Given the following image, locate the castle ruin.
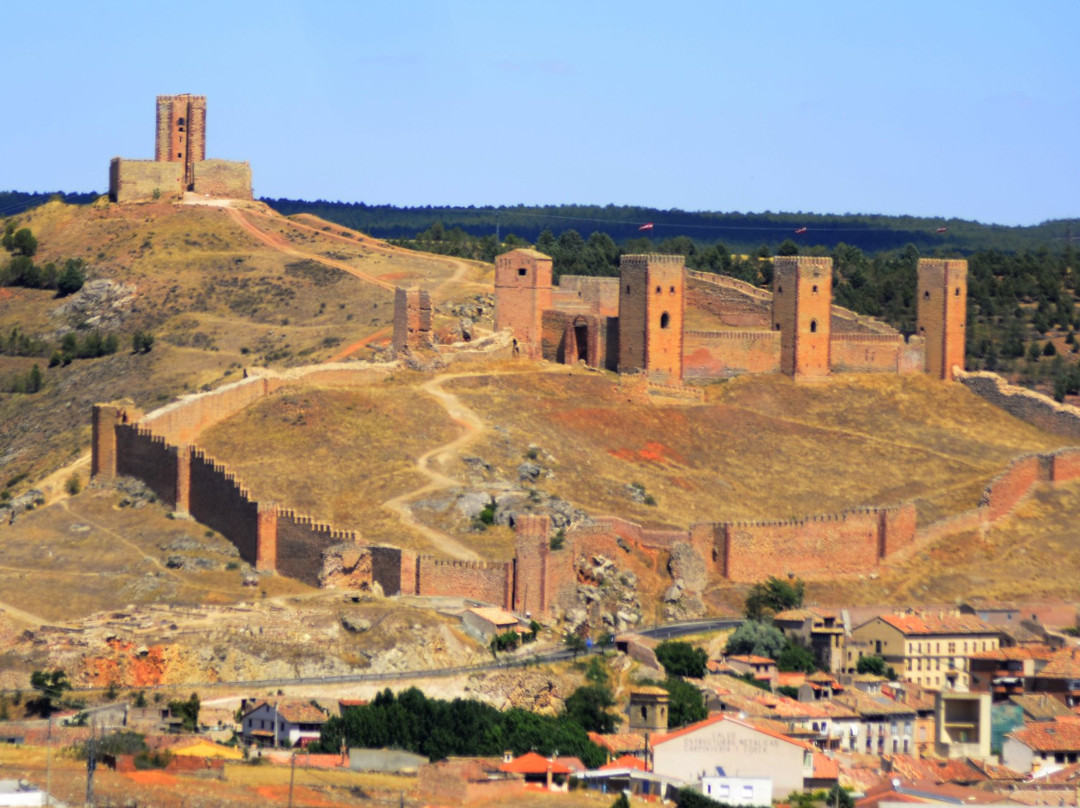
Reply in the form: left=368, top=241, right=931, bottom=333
left=110, top=94, right=252, bottom=203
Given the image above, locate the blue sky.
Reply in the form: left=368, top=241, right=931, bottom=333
left=4, top=1, right=1077, bottom=225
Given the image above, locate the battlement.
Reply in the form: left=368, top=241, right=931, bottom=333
left=831, top=332, right=906, bottom=344
left=683, top=329, right=777, bottom=341
left=686, top=269, right=772, bottom=301
left=774, top=255, right=833, bottom=273
left=275, top=508, right=360, bottom=543
left=621, top=253, right=687, bottom=269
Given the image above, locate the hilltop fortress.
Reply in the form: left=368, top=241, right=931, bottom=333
left=90, top=228, right=1080, bottom=618
left=109, top=94, right=252, bottom=203
left=492, top=249, right=968, bottom=384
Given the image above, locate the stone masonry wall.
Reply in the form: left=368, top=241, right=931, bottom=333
left=711, top=505, right=916, bottom=582
left=275, top=509, right=360, bottom=587
left=192, top=160, right=252, bottom=200
left=114, top=424, right=181, bottom=507
left=417, top=558, right=513, bottom=608
left=141, top=376, right=283, bottom=446
left=979, top=454, right=1046, bottom=522
left=109, top=158, right=184, bottom=203
left=370, top=546, right=404, bottom=596
left=683, top=330, right=780, bottom=379
left=188, top=450, right=261, bottom=566
left=830, top=333, right=909, bottom=373
left=686, top=272, right=772, bottom=327
left=956, top=370, right=1080, bottom=441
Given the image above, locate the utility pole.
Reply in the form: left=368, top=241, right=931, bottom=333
left=287, top=750, right=296, bottom=808
left=44, top=715, right=52, bottom=807
left=85, top=723, right=97, bottom=808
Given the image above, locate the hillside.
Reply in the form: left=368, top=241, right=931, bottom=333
left=0, top=198, right=485, bottom=489
left=197, top=365, right=1072, bottom=557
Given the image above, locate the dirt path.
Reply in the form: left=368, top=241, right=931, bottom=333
left=328, top=325, right=391, bottom=362
left=380, top=366, right=572, bottom=561
left=224, top=208, right=395, bottom=291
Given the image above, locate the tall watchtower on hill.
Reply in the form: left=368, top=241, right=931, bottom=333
left=917, top=258, right=968, bottom=381
left=773, top=256, right=833, bottom=379
left=494, top=249, right=553, bottom=360
left=617, top=254, right=685, bottom=382
left=155, top=94, right=206, bottom=190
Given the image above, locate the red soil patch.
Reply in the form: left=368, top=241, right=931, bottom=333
left=123, top=770, right=180, bottom=786
left=608, top=441, right=684, bottom=466
left=254, top=784, right=345, bottom=807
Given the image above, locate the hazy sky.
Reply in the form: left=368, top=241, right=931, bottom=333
left=4, top=1, right=1077, bottom=225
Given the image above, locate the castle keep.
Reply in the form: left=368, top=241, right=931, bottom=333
left=110, top=94, right=252, bottom=203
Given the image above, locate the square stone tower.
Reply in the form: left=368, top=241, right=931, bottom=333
left=617, top=254, right=685, bottom=382
left=494, top=249, right=553, bottom=359
left=772, top=256, right=833, bottom=379
left=917, top=258, right=968, bottom=381
left=155, top=94, right=206, bottom=190
left=628, top=686, right=670, bottom=733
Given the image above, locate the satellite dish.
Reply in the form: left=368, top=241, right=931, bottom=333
left=892, top=779, right=901, bottom=789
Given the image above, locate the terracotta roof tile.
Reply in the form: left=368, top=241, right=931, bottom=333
left=728, top=655, right=776, bottom=665
left=1036, top=648, right=1080, bottom=679
left=599, top=755, right=648, bottom=772
left=499, top=751, right=572, bottom=775
left=1008, top=717, right=1080, bottom=752
left=1010, top=694, right=1073, bottom=720
left=970, top=645, right=1054, bottom=661
left=877, top=613, right=998, bottom=636
left=586, top=732, right=647, bottom=753
left=813, top=752, right=840, bottom=780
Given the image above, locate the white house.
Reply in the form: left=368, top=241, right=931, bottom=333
left=700, top=773, right=773, bottom=806
left=241, top=700, right=329, bottom=748
left=651, top=714, right=816, bottom=798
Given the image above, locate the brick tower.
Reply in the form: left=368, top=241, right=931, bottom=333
left=494, top=249, right=553, bottom=359
left=155, top=94, right=206, bottom=190
left=917, top=258, right=967, bottom=381
left=772, top=256, right=833, bottom=379
left=617, top=254, right=685, bottom=382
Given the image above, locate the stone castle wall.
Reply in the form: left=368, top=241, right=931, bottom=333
left=830, top=333, right=924, bottom=374
left=416, top=557, right=513, bottom=609
left=275, top=509, right=361, bottom=587
left=192, top=160, right=252, bottom=200
left=683, top=329, right=781, bottom=379
left=956, top=370, right=1080, bottom=441
left=188, top=449, right=262, bottom=567
left=109, top=158, right=184, bottom=203
left=114, top=423, right=182, bottom=506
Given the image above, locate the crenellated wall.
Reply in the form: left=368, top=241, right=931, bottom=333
left=830, top=333, right=925, bottom=374
left=417, top=557, right=513, bottom=609
left=275, top=509, right=361, bottom=587
left=683, top=329, right=780, bottom=379
left=188, top=449, right=263, bottom=566
left=114, top=423, right=183, bottom=507
left=956, top=370, right=1080, bottom=441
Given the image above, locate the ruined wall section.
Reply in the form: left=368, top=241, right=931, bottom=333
left=275, top=509, right=361, bottom=588
left=109, top=159, right=183, bottom=203
left=370, top=546, right=404, bottom=596
left=956, top=370, right=1080, bottom=441
left=686, top=271, right=772, bottom=327
left=979, top=454, right=1046, bottom=522
left=192, top=160, right=252, bottom=200
left=918, top=258, right=968, bottom=380
left=683, top=330, right=780, bottom=379
left=393, top=287, right=433, bottom=355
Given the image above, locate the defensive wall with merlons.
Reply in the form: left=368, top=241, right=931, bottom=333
left=93, top=353, right=1080, bottom=607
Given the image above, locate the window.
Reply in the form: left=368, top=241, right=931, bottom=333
left=924, top=291, right=931, bottom=299
left=177, top=152, right=182, bottom=158
left=810, top=319, right=818, bottom=333
left=518, top=268, right=527, bottom=277
left=812, top=285, right=818, bottom=293
left=670, top=285, right=676, bottom=293
left=778, top=285, right=783, bottom=293
left=660, top=312, right=670, bottom=329
left=955, top=288, right=961, bottom=296
left=742, top=786, right=754, bottom=799
left=178, top=117, right=185, bottom=126
left=655, top=286, right=661, bottom=294
left=626, top=285, right=631, bottom=294
left=775, top=323, right=781, bottom=330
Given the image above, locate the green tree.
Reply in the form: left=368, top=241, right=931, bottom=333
left=725, top=621, right=787, bottom=659
left=564, top=631, right=587, bottom=659
left=56, top=259, right=86, bottom=297
left=777, top=640, right=817, bottom=673
left=856, top=655, right=896, bottom=679
left=27, top=670, right=70, bottom=717
left=132, top=330, right=156, bottom=354
left=659, top=677, right=707, bottom=728
left=8, top=228, right=37, bottom=257
left=611, top=794, right=631, bottom=808
left=744, top=576, right=804, bottom=620
left=676, top=786, right=729, bottom=808
left=168, top=692, right=200, bottom=732
left=564, top=684, right=618, bottom=733
left=25, top=364, right=42, bottom=394
left=655, top=641, right=708, bottom=678
left=777, top=239, right=800, bottom=256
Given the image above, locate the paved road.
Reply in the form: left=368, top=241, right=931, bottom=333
left=68, top=618, right=744, bottom=693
